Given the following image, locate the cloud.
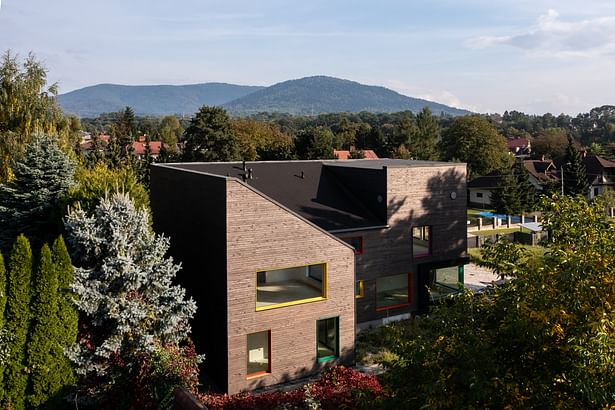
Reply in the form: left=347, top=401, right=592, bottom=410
left=466, top=9, right=615, bottom=56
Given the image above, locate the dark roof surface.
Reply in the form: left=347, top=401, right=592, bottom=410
left=467, top=171, right=501, bottom=189
left=161, top=160, right=392, bottom=231
left=583, top=155, right=615, bottom=185
left=524, top=160, right=558, bottom=182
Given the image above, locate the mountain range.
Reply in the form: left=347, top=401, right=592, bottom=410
left=58, top=76, right=472, bottom=118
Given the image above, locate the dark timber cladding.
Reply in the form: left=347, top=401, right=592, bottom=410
left=150, top=165, right=229, bottom=390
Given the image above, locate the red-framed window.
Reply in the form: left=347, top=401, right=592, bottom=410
left=341, top=236, right=363, bottom=255
left=375, top=272, right=412, bottom=311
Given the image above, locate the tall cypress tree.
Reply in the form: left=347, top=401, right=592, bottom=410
left=0, top=252, right=6, bottom=325
left=563, top=137, right=589, bottom=196
left=0, top=252, right=6, bottom=402
left=51, top=236, right=78, bottom=388
left=2, top=235, right=33, bottom=410
left=26, top=244, right=60, bottom=408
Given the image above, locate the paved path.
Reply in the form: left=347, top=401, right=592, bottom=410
left=464, top=262, right=501, bottom=291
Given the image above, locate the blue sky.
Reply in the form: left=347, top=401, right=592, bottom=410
left=1, top=0, right=615, bottom=114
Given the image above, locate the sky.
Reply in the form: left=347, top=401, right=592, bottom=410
left=1, top=0, right=615, bottom=115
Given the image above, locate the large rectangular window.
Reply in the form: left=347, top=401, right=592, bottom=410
left=376, top=273, right=410, bottom=310
left=247, top=331, right=271, bottom=378
left=429, top=266, right=464, bottom=301
left=316, top=317, right=339, bottom=362
left=412, top=226, right=431, bottom=257
left=256, top=263, right=327, bottom=310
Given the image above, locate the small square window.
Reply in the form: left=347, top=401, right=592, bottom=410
left=247, top=331, right=271, bottom=378
left=476, top=192, right=484, bottom=198
left=341, top=236, right=363, bottom=255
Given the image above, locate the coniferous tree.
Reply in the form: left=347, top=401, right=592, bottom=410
left=0, top=252, right=6, bottom=399
left=0, top=252, right=6, bottom=325
left=491, top=162, right=538, bottom=216
left=491, top=170, right=522, bottom=215
left=2, top=235, right=33, bottom=410
left=0, top=134, right=76, bottom=251
left=514, top=160, right=537, bottom=212
left=64, top=193, right=197, bottom=403
left=26, top=244, right=61, bottom=408
left=52, top=236, right=78, bottom=376
left=563, top=137, right=589, bottom=196
left=412, top=107, right=440, bottom=160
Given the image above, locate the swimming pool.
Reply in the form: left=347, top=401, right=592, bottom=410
left=478, top=211, right=521, bottom=223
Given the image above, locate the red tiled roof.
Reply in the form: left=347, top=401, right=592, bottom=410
left=131, top=141, right=162, bottom=155
left=507, top=138, right=529, bottom=149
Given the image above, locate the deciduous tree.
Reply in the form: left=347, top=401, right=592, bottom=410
left=379, top=194, right=615, bottom=408
left=0, top=51, right=66, bottom=182
left=182, top=106, right=239, bottom=162
left=440, top=115, right=511, bottom=177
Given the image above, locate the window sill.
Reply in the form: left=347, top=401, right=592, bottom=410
left=376, top=302, right=410, bottom=312
left=317, top=355, right=337, bottom=363
left=246, top=371, right=271, bottom=380
left=256, top=296, right=326, bottom=311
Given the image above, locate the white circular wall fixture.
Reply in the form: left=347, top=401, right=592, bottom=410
left=450, top=191, right=457, bottom=200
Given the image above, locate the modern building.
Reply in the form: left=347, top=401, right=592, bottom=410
left=150, top=159, right=468, bottom=394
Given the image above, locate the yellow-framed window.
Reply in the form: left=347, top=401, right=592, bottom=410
left=256, top=263, right=327, bottom=311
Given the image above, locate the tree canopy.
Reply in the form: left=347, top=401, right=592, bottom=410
left=182, top=106, right=240, bottom=162
left=0, top=134, right=76, bottom=251
left=378, top=193, right=615, bottom=408
left=440, top=115, right=511, bottom=177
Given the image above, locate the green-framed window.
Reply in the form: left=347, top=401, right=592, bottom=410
left=316, top=317, right=339, bottom=362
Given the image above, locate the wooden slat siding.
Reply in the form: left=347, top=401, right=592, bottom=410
left=347, top=164, right=468, bottom=324
left=225, top=180, right=356, bottom=394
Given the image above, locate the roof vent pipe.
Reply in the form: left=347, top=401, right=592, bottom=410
left=301, top=171, right=305, bottom=179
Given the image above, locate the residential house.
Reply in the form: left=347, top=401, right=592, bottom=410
left=150, top=159, right=468, bottom=394
left=467, top=172, right=500, bottom=207
left=468, top=158, right=558, bottom=207
left=583, top=155, right=615, bottom=199
left=506, top=137, right=531, bottom=157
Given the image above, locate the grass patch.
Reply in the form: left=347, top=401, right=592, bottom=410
left=471, top=227, right=520, bottom=236
left=468, top=245, right=546, bottom=266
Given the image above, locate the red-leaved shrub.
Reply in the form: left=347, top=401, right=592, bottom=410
left=199, top=365, right=384, bottom=410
